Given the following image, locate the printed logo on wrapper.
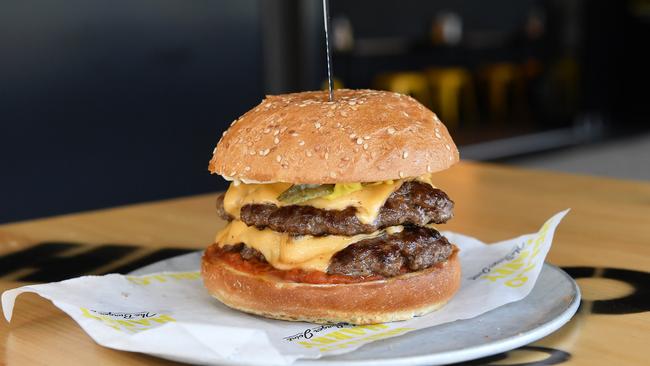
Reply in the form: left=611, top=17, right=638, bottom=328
left=468, top=215, right=558, bottom=287
left=80, top=308, right=176, bottom=333
left=126, top=271, right=201, bottom=285
left=283, top=323, right=414, bottom=352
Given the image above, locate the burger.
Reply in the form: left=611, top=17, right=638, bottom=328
left=202, top=89, right=460, bottom=324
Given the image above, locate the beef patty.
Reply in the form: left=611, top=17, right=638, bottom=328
left=216, top=181, right=453, bottom=236
left=327, top=226, right=452, bottom=277
left=220, top=225, right=453, bottom=278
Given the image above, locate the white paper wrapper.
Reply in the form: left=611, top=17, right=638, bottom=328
left=3, top=210, right=569, bottom=365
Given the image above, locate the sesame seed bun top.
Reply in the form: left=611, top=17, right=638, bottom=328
left=209, top=89, right=459, bottom=184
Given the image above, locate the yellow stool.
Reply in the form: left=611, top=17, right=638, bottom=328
left=550, top=57, right=579, bottom=115
left=424, top=67, right=477, bottom=128
left=373, top=72, right=432, bottom=109
left=478, top=63, right=526, bottom=124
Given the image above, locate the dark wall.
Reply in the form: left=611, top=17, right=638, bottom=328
left=0, top=1, right=264, bottom=223
left=331, top=0, right=537, bottom=38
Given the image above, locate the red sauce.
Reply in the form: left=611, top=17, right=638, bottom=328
left=207, top=245, right=384, bottom=284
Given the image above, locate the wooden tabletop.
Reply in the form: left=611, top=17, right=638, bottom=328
left=1, top=161, right=648, bottom=365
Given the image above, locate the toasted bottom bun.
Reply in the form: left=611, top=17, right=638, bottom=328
left=201, top=247, right=461, bottom=324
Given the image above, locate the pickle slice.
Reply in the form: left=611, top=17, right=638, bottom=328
left=323, top=183, right=363, bottom=200
left=277, top=184, right=335, bottom=204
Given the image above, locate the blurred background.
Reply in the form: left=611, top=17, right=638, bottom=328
left=1, top=0, right=648, bottom=223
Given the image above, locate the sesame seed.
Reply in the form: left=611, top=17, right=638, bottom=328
left=363, top=136, right=370, bottom=140
left=325, top=152, right=329, bottom=160
left=356, top=138, right=363, bottom=145
left=402, top=151, right=409, bottom=159
left=449, top=155, right=453, bottom=160
left=435, top=132, right=441, bottom=138
left=244, top=166, right=251, bottom=171
left=401, top=111, right=409, bottom=117
left=340, top=110, right=348, bottom=117
left=427, top=165, right=432, bottom=173
left=273, top=129, right=280, bottom=136
left=230, top=120, right=237, bottom=126
left=274, top=137, right=280, bottom=144
left=445, top=144, right=451, bottom=151
left=263, top=128, right=271, bottom=134
left=222, top=130, right=228, bottom=136
left=399, top=171, right=405, bottom=178
left=315, top=121, right=321, bottom=129
left=276, top=155, right=282, bottom=162
left=212, top=147, right=217, bottom=154
left=306, top=151, right=313, bottom=157
left=291, top=132, right=299, bottom=137
left=299, top=140, right=305, bottom=146
left=349, top=101, right=356, bottom=105
left=342, top=157, right=350, bottom=161
left=330, top=172, right=337, bottom=178
left=249, top=151, right=256, bottom=155
left=387, top=127, right=396, bottom=135
left=349, top=133, right=356, bottom=139
left=363, top=143, right=368, bottom=150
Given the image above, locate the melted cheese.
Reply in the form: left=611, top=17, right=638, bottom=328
left=216, top=220, right=391, bottom=272
left=223, top=175, right=435, bottom=225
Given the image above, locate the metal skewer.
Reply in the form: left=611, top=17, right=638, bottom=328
left=322, top=0, right=334, bottom=102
